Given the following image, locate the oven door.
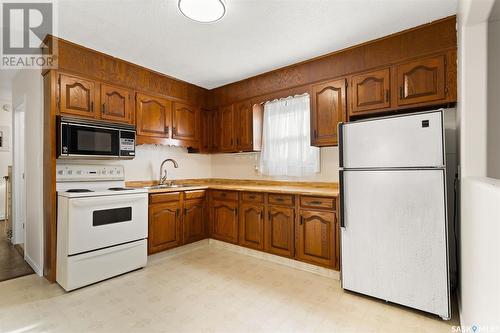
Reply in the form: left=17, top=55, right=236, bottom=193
left=64, top=123, right=120, bottom=158
left=66, top=193, right=148, bottom=255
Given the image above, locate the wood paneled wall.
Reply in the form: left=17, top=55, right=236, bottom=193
left=209, top=16, right=457, bottom=107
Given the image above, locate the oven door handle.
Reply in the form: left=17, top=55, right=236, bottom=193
left=69, top=194, right=146, bottom=207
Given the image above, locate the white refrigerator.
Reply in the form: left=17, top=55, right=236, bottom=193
left=339, top=110, right=451, bottom=319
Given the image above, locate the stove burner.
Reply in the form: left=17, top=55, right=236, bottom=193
left=66, top=189, right=94, bottom=193
left=108, top=187, right=135, bottom=191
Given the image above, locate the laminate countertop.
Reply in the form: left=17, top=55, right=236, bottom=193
left=126, top=179, right=339, bottom=197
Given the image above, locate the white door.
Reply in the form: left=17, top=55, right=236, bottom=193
left=12, top=105, right=25, bottom=245
left=341, top=169, right=450, bottom=318
left=342, top=111, right=444, bottom=168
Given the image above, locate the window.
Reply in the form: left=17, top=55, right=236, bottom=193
left=259, top=94, right=320, bottom=177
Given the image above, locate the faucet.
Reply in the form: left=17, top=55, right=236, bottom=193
left=159, top=159, right=179, bottom=185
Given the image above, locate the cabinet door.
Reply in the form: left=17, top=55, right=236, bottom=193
left=100, top=84, right=132, bottom=124
left=296, top=210, right=335, bottom=268
left=59, top=74, right=96, bottom=118
left=235, top=100, right=253, bottom=151
left=350, top=68, right=391, bottom=115
left=266, top=206, right=295, bottom=258
left=397, top=55, right=446, bottom=106
left=200, top=110, right=213, bottom=153
left=149, top=202, right=182, bottom=254
left=310, top=78, right=347, bottom=146
left=239, top=203, right=264, bottom=250
left=172, top=102, right=199, bottom=142
left=211, top=199, right=238, bottom=244
left=136, top=93, right=171, bottom=138
left=183, top=199, right=207, bottom=244
left=219, top=104, right=236, bottom=152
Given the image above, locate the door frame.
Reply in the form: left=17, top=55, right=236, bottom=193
left=11, top=96, right=26, bottom=247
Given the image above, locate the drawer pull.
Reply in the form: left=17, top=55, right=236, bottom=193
left=249, top=195, right=256, bottom=199
left=220, top=193, right=226, bottom=197
left=275, top=198, right=284, bottom=202
left=310, top=201, right=322, bottom=205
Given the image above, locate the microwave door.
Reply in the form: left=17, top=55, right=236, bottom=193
left=67, top=124, right=120, bottom=158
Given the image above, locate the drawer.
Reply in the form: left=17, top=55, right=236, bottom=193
left=300, top=196, right=336, bottom=210
left=241, top=192, right=264, bottom=203
left=184, top=190, right=206, bottom=200
left=149, top=192, right=180, bottom=204
left=268, top=193, right=294, bottom=206
left=211, top=190, right=238, bottom=201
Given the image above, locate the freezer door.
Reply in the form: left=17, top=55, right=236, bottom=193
left=341, top=169, right=450, bottom=318
left=341, top=111, right=444, bottom=168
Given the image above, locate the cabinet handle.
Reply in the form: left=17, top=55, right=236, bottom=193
left=249, top=195, right=256, bottom=199
left=275, top=197, right=284, bottom=202
left=102, top=103, right=105, bottom=113
left=176, top=208, right=179, bottom=217
left=399, top=86, right=403, bottom=99
left=314, top=129, right=317, bottom=139
left=385, top=90, right=389, bottom=102
left=165, top=126, right=169, bottom=136
left=233, top=208, right=238, bottom=215
left=220, top=192, right=226, bottom=197
left=91, top=101, right=94, bottom=111
left=300, top=216, right=304, bottom=225
left=268, top=211, right=271, bottom=220
left=310, top=200, right=322, bottom=205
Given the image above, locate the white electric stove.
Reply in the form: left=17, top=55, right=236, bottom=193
left=56, top=164, right=148, bottom=291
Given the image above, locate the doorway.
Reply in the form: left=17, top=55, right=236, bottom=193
left=0, top=98, right=33, bottom=282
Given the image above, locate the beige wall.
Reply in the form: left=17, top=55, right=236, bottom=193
left=211, top=147, right=339, bottom=182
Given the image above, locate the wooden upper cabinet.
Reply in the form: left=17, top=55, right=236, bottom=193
left=59, top=74, right=96, bottom=118
left=310, top=78, right=347, bottom=146
left=183, top=199, right=207, bottom=244
left=172, top=102, right=199, bottom=142
left=149, top=202, right=182, bottom=254
left=236, top=101, right=254, bottom=151
left=296, top=210, right=336, bottom=268
left=219, top=104, right=236, bottom=152
left=136, top=93, right=171, bottom=138
left=210, top=199, right=238, bottom=244
left=239, top=202, right=264, bottom=250
left=397, top=55, right=446, bottom=106
left=266, top=206, right=295, bottom=258
left=350, top=68, right=391, bottom=115
left=200, top=110, right=214, bottom=153
left=100, top=84, right=132, bottom=124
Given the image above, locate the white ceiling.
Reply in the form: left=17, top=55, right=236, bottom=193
left=55, top=0, right=457, bottom=89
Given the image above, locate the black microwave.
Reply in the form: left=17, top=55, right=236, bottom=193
left=58, top=116, right=136, bottom=159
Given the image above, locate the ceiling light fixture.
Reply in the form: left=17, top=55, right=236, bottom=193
left=178, top=0, right=226, bottom=23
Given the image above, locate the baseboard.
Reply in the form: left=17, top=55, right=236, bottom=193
left=208, top=239, right=340, bottom=280
left=25, top=254, right=42, bottom=277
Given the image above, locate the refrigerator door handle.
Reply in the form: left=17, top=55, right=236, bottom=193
left=339, top=169, right=345, bottom=228
left=339, top=122, right=344, bottom=168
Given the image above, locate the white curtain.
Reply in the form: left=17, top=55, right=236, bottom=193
left=259, top=94, right=320, bottom=177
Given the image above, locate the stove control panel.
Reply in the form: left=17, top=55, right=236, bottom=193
left=56, top=164, right=124, bottom=182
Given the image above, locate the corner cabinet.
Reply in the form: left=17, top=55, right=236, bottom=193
left=396, top=55, right=446, bottom=106
left=310, top=78, right=347, bottom=147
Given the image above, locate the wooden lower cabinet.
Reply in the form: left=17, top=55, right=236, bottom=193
left=266, top=206, right=295, bottom=258
left=183, top=199, right=207, bottom=244
left=210, top=199, right=239, bottom=244
left=239, top=203, right=264, bottom=250
left=296, top=209, right=336, bottom=268
left=148, top=201, right=182, bottom=254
